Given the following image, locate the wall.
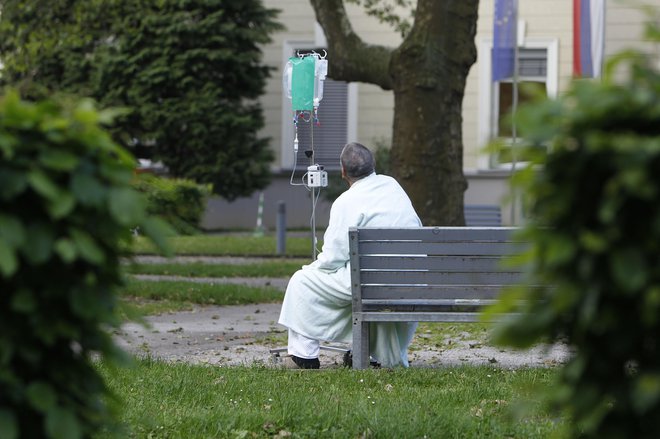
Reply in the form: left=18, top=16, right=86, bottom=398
left=201, top=171, right=513, bottom=230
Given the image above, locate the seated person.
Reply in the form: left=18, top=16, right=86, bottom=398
left=278, top=142, right=422, bottom=369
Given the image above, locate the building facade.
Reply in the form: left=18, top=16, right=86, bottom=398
left=202, top=0, right=659, bottom=230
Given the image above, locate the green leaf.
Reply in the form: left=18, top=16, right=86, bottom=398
left=54, top=238, right=77, bottom=263
left=27, top=169, right=60, bottom=201
left=138, top=217, right=174, bottom=257
left=642, top=287, right=660, bottom=326
left=21, top=223, right=54, bottom=265
left=48, top=192, right=76, bottom=219
left=73, top=99, right=98, bottom=124
left=633, top=374, right=660, bottom=413
left=0, top=409, right=18, bottom=439
left=11, top=288, right=36, bottom=313
left=39, top=149, right=79, bottom=171
left=45, top=407, right=82, bottom=439
left=39, top=115, right=70, bottom=134
left=108, top=187, right=145, bottom=226
left=70, top=288, right=101, bottom=320
left=544, top=234, right=576, bottom=267
left=97, top=106, right=131, bottom=125
left=26, top=382, right=57, bottom=413
left=0, top=132, right=18, bottom=160
left=610, top=248, right=648, bottom=293
left=0, top=214, right=25, bottom=248
left=0, top=169, right=28, bottom=200
left=579, top=231, right=607, bottom=254
left=70, top=172, right=105, bottom=206
left=70, top=228, right=105, bottom=264
left=0, top=238, right=18, bottom=277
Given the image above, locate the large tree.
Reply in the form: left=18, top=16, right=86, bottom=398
left=311, top=0, right=479, bottom=225
left=0, top=0, right=281, bottom=200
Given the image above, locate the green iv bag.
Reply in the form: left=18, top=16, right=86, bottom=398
left=289, top=56, right=315, bottom=111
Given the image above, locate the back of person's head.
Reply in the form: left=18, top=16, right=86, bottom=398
left=340, top=142, right=375, bottom=182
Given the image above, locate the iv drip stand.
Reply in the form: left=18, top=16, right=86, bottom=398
left=309, top=119, right=318, bottom=261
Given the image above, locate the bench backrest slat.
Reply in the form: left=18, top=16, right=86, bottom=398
left=360, top=270, right=522, bottom=285
left=354, top=227, right=515, bottom=242
left=359, top=241, right=520, bottom=255
left=359, top=255, right=505, bottom=271
left=361, top=285, right=505, bottom=300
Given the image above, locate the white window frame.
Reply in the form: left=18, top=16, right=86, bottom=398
left=477, top=38, right=559, bottom=169
left=280, top=40, right=358, bottom=170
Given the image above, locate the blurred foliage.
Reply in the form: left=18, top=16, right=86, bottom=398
left=0, top=91, right=171, bottom=439
left=487, top=17, right=660, bottom=439
left=132, top=174, right=210, bottom=235
left=0, top=0, right=282, bottom=200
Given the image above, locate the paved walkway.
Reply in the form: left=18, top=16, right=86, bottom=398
left=132, top=274, right=289, bottom=290
left=120, top=255, right=571, bottom=368
left=115, top=303, right=570, bottom=369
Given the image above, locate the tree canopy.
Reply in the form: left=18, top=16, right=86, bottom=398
left=0, top=0, right=282, bottom=200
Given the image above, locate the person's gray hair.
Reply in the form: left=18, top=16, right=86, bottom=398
left=340, top=142, right=375, bottom=182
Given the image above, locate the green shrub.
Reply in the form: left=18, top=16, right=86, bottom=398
left=489, top=26, right=660, bottom=438
left=0, top=92, right=170, bottom=439
left=132, top=174, right=210, bottom=235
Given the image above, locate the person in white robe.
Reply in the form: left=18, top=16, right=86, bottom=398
left=278, top=142, right=422, bottom=369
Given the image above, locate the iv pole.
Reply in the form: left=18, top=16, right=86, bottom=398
left=286, top=50, right=327, bottom=262
left=510, top=22, right=520, bottom=226
left=309, top=120, right=318, bottom=261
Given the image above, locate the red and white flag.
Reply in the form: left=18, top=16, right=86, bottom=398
left=573, top=0, right=605, bottom=77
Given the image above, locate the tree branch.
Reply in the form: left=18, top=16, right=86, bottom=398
left=310, top=0, right=394, bottom=90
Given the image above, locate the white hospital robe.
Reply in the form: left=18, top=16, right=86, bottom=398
left=278, top=173, right=422, bottom=367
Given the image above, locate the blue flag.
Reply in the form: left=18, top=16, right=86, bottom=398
left=492, top=0, right=518, bottom=82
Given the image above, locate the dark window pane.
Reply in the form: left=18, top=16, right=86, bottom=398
left=497, top=81, right=547, bottom=137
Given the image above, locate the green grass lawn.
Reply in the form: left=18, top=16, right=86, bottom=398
left=97, top=360, right=565, bottom=438
left=116, top=279, right=285, bottom=320
left=124, top=260, right=306, bottom=278
left=131, top=235, right=315, bottom=257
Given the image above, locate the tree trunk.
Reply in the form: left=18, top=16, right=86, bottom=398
left=311, top=0, right=479, bottom=225
left=390, top=0, right=478, bottom=225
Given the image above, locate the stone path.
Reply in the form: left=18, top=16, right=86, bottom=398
left=118, top=256, right=571, bottom=368
left=132, top=274, right=289, bottom=289
left=114, top=303, right=570, bottom=369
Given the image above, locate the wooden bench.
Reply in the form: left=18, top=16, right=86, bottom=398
left=348, top=226, right=523, bottom=369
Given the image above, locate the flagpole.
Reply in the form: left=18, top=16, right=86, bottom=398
left=493, top=0, right=519, bottom=226
left=510, top=1, right=519, bottom=226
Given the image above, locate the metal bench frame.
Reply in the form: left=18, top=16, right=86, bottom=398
left=348, top=226, right=522, bottom=369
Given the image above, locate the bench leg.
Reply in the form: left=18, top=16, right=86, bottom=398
left=352, top=315, right=370, bottom=370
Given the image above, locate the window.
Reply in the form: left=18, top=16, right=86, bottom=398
left=281, top=42, right=357, bottom=171
left=478, top=39, right=558, bottom=169
left=495, top=48, right=548, bottom=138
left=294, top=79, right=348, bottom=170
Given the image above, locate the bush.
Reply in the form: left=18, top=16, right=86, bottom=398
left=132, top=174, right=210, bottom=235
left=0, top=92, right=170, bottom=439
left=489, top=25, right=660, bottom=438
